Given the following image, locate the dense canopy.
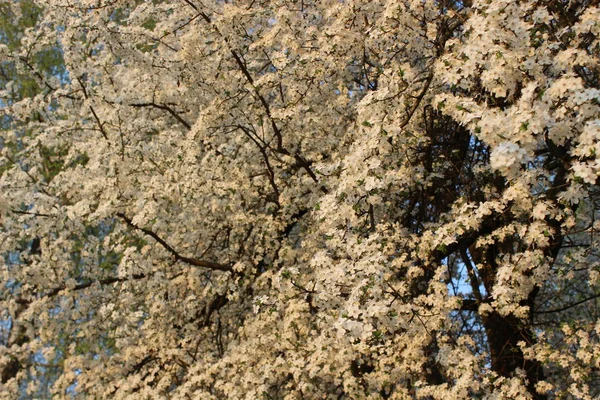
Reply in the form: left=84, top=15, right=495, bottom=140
left=1, top=0, right=599, bottom=398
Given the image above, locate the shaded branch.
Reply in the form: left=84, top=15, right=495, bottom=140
left=128, top=355, right=157, bottom=376
left=400, top=74, right=433, bottom=131
left=11, top=209, right=52, bottom=218
left=76, top=76, right=109, bottom=141
left=230, top=50, right=285, bottom=150
left=229, top=49, right=323, bottom=189
left=460, top=297, right=491, bottom=312
left=196, top=9, right=324, bottom=191
left=89, top=106, right=110, bottom=141
left=18, top=56, right=56, bottom=94
left=199, top=293, right=229, bottom=327
left=130, top=102, right=192, bottom=130
left=15, top=273, right=147, bottom=305
left=460, top=247, right=483, bottom=302
left=117, top=213, right=232, bottom=272
left=237, top=124, right=281, bottom=202
left=183, top=0, right=199, bottom=11
left=536, top=293, right=600, bottom=315
left=430, top=209, right=507, bottom=264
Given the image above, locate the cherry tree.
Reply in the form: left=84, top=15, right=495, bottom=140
left=1, top=0, right=599, bottom=398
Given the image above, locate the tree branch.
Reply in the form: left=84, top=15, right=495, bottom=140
left=15, top=273, right=147, bottom=305
left=430, top=209, right=506, bottom=263
left=197, top=9, right=326, bottom=192
left=76, top=76, right=110, bottom=141
left=535, top=293, right=600, bottom=315
left=88, top=105, right=110, bottom=141
left=11, top=209, right=52, bottom=218
left=130, top=102, right=192, bottom=130
left=237, top=124, right=281, bottom=202
left=461, top=247, right=483, bottom=302
left=117, top=213, right=232, bottom=272
left=400, top=73, right=433, bottom=131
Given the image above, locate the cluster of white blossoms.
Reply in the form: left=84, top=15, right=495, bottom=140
left=0, top=0, right=599, bottom=399
left=490, top=142, right=529, bottom=178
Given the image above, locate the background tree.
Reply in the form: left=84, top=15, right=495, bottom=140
left=1, top=0, right=599, bottom=398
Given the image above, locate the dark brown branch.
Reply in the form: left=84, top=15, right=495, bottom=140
left=229, top=51, right=322, bottom=187
left=183, top=0, right=199, bottom=11
left=76, top=76, right=88, bottom=99
left=230, top=49, right=324, bottom=189
left=230, top=50, right=284, bottom=150
left=237, top=125, right=281, bottom=201
left=430, top=210, right=505, bottom=264
left=197, top=8, right=325, bottom=192
left=200, top=293, right=229, bottom=327
left=4, top=154, right=51, bottom=197
left=400, top=74, right=433, bottom=131
left=159, top=12, right=203, bottom=40
left=198, top=11, right=212, bottom=24
left=460, top=298, right=478, bottom=312
left=18, top=56, right=56, bottom=94
left=11, top=209, right=52, bottom=218
left=536, top=293, right=600, bottom=315
left=89, top=106, right=109, bottom=141
left=196, top=9, right=326, bottom=193
left=130, top=102, right=192, bottom=130
left=117, top=213, right=232, bottom=272
left=128, top=355, right=157, bottom=376
left=76, top=76, right=109, bottom=141
left=15, top=273, right=147, bottom=305
left=460, top=247, right=483, bottom=302
left=290, top=279, right=317, bottom=294
left=459, top=297, right=492, bottom=312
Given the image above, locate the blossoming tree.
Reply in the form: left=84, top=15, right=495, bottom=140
left=1, top=0, right=599, bottom=398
